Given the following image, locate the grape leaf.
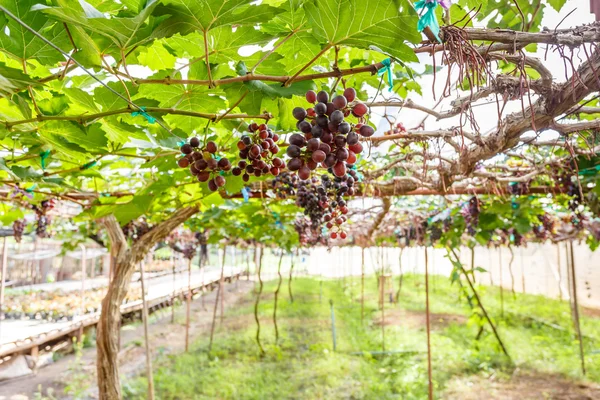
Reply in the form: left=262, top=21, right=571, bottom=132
left=305, top=0, right=420, bottom=62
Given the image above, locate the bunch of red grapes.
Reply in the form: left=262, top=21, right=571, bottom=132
left=461, top=196, right=481, bottom=236
left=178, top=138, right=231, bottom=192
left=286, top=88, right=372, bottom=180
left=294, top=216, right=327, bottom=246
left=384, top=122, right=406, bottom=136
left=233, top=123, right=284, bottom=182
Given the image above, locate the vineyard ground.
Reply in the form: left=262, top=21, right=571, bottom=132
left=124, top=275, right=600, bottom=399
left=0, top=280, right=254, bottom=399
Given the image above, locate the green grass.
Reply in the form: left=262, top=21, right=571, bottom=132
left=123, top=274, right=600, bottom=399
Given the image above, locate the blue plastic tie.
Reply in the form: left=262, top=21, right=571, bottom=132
left=131, top=106, right=156, bottom=124
left=415, top=0, right=442, bottom=43
left=241, top=187, right=250, bottom=202
left=82, top=160, right=97, bottom=170
left=377, top=58, right=394, bottom=92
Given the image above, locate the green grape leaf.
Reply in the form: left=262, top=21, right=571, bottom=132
left=305, top=0, right=420, bottom=62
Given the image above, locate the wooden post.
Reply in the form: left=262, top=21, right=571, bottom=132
left=171, top=255, right=176, bottom=323
left=498, top=247, right=504, bottom=318
left=185, top=257, right=192, bottom=352
left=220, top=246, right=226, bottom=324
left=0, top=237, right=8, bottom=342
left=254, top=246, right=265, bottom=355
left=79, top=244, right=86, bottom=318
left=556, top=244, right=562, bottom=301
left=424, top=248, right=433, bottom=400
left=139, top=261, right=155, bottom=400
left=395, top=247, right=404, bottom=303
left=568, top=241, right=586, bottom=375
left=520, top=247, right=526, bottom=293
left=273, top=252, right=284, bottom=345
left=201, top=252, right=206, bottom=310
left=361, top=247, right=365, bottom=326
left=209, top=247, right=226, bottom=352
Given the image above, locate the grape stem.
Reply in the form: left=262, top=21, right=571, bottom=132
left=283, top=44, right=333, bottom=87
left=250, top=23, right=306, bottom=74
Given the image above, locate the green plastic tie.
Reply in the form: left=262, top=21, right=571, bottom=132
left=81, top=160, right=97, bottom=170
left=377, top=58, right=394, bottom=92
left=131, top=106, right=156, bottom=124
left=24, top=184, right=37, bottom=193
left=39, top=150, right=51, bottom=170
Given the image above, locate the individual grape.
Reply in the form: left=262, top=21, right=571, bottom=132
left=330, top=232, right=337, bottom=239
left=312, top=150, right=326, bottom=163
left=330, top=110, right=344, bottom=124
left=314, top=102, right=327, bottom=116
left=332, top=95, right=347, bottom=110
left=343, top=87, right=356, bottom=102
left=190, top=137, right=200, bottom=147
left=311, top=125, right=323, bottom=138
left=273, top=157, right=284, bottom=168
left=237, top=141, right=246, bottom=150
left=307, top=159, right=318, bottom=170
left=347, top=151, right=357, bottom=165
left=332, top=161, right=346, bottom=177
left=298, top=120, right=312, bottom=133
left=232, top=167, right=242, bottom=176
left=289, top=133, right=306, bottom=147
left=352, top=103, right=368, bottom=117
left=326, top=102, right=335, bottom=116
left=178, top=158, right=190, bottom=168
left=13, top=219, right=25, bottom=243
left=298, top=165, right=311, bottom=180
left=324, top=154, right=337, bottom=168
left=287, top=158, right=303, bottom=171
left=243, top=173, right=250, bottom=182
left=217, top=158, right=231, bottom=170
left=340, top=232, right=347, bottom=239
left=181, top=144, right=193, bottom=154
left=208, top=179, right=218, bottom=192
left=215, top=175, right=226, bottom=187
left=319, top=143, right=331, bottom=154
left=293, top=107, right=307, bottom=121
left=306, top=90, right=317, bottom=103
left=190, top=164, right=199, bottom=175
left=317, top=90, right=329, bottom=103
left=286, top=145, right=301, bottom=158
left=336, top=148, right=349, bottom=161
left=346, top=132, right=359, bottom=145
left=197, top=171, right=210, bottom=182
left=349, top=142, right=363, bottom=154
left=338, top=122, right=351, bottom=134
left=359, top=125, right=374, bottom=137
left=321, top=132, right=333, bottom=144
left=316, top=115, right=329, bottom=128
left=195, top=159, right=208, bottom=170
left=334, top=135, right=346, bottom=148
left=207, top=158, right=218, bottom=170
left=206, top=141, right=217, bottom=153
left=270, top=167, right=280, bottom=176
left=242, top=135, right=252, bottom=146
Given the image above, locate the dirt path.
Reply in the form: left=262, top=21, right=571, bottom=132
left=0, top=280, right=254, bottom=399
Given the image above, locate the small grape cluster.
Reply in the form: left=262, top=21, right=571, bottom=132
left=13, top=219, right=26, bottom=243
left=178, top=138, right=231, bottom=192
left=286, top=88, right=370, bottom=180
left=271, top=171, right=298, bottom=199
left=556, top=173, right=582, bottom=211
left=33, top=200, right=55, bottom=238
left=294, top=216, right=327, bottom=246
left=122, top=217, right=151, bottom=242
left=384, top=122, right=406, bottom=136
left=461, top=197, right=480, bottom=236
left=233, top=123, right=284, bottom=182
left=320, top=174, right=355, bottom=239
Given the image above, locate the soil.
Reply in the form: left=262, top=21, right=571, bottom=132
left=444, top=370, right=600, bottom=400
left=0, top=280, right=254, bottom=400
left=373, top=308, right=468, bottom=330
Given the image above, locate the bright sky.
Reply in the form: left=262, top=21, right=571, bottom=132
left=372, top=0, right=597, bottom=138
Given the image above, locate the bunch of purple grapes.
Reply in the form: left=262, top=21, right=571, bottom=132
left=294, top=216, right=327, bottom=246
left=122, top=217, right=151, bottom=242
left=233, top=123, right=284, bottom=182
left=461, top=196, right=480, bottom=236
left=12, top=219, right=26, bottom=243
left=271, top=171, right=299, bottom=199
left=33, top=200, right=55, bottom=238
left=286, top=88, right=371, bottom=180
left=178, top=138, right=232, bottom=192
